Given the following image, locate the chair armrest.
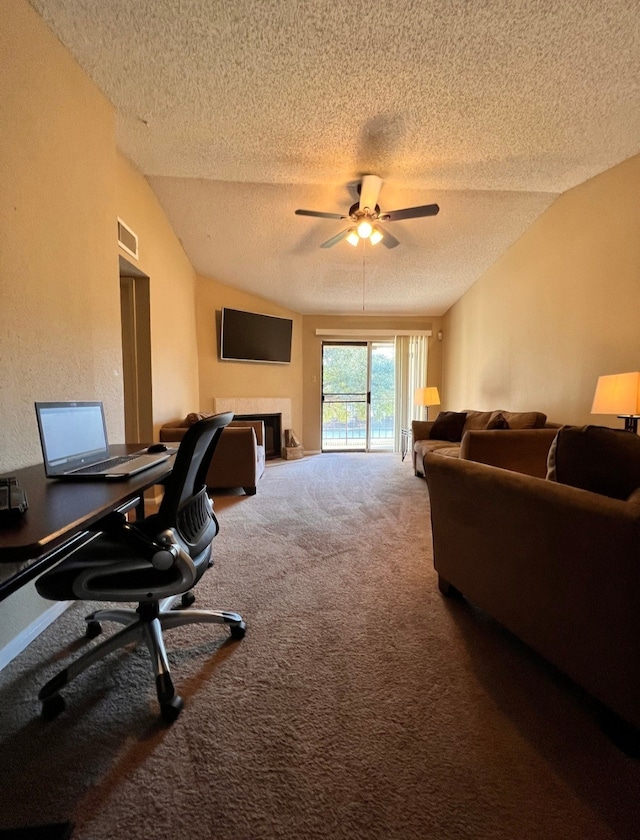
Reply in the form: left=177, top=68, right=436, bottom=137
left=207, top=427, right=262, bottom=488
left=459, top=428, right=559, bottom=478
left=72, top=524, right=198, bottom=601
left=228, top=419, right=265, bottom=447
left=160, top=423, right=189, bottom=442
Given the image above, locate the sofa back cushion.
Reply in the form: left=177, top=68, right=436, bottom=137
left=494, top=410, right=547, bottom=429
left=462, top=410, right=493, bottom=431
left=546, top=424, right=640, bottom=500
left=460, top=409, right=547, bottom=433
left=486, top=412, right=510, bottom=430
left=430, top=411, right=468, bottom=442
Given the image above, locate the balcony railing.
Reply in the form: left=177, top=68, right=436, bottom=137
left=322, top=397, right=394, bottom=451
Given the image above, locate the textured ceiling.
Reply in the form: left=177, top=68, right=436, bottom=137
left=30, top=0, right=640, bottom=314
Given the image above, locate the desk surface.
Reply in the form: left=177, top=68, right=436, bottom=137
left=0, top=445, right=174, bottom=597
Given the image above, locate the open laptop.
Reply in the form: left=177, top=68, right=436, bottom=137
left=35, top=401, right=172, bottom=480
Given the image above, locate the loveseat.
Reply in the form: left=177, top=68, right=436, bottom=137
left=160, top=414, right=265, bottom=495
left=412, top=409, right=559, bottom=478
left=424, top=424, right=640, bottom=738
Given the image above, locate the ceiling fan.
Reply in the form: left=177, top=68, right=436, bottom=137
left=295, top=175, right=439, bottom=249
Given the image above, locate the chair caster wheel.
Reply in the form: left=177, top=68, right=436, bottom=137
left=86, top=620, right=102, bottom=638
left=229, top=621, right=246, bottom=640
left=181, top=591, right=196, bottom=608
left=41, top=694, right=65, bottom=721
left=161, top=695, right=183, bottom=723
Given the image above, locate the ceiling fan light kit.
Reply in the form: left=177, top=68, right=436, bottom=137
left=356, top=219, right=373, bottom=239
left=369, top=228, right=383, bottom=246
left=295, top=174, right=439, bottom=250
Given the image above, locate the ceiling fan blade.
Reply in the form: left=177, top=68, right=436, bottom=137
left=320, top=228, right=353, bottom=249
left=381, top=203, right=440, bottom=222
left=377, top=226, right=400, bottom=249
left=295, top=209, right=345, bottom=220
left=359, top=175, right=383, bottom=211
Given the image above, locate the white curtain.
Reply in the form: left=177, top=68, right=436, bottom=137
left=394, top=335, right=428, bottom=451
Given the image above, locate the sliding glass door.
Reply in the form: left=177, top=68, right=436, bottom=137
left=321, top=341, right=395, bottom=452
left=369, top=341, right=395, bottom=450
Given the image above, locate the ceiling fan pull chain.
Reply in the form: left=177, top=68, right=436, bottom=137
left=362, top=242, right=366, bottom=312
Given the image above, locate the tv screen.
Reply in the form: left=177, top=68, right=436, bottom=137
left=220, top=307, right=293, bottom=364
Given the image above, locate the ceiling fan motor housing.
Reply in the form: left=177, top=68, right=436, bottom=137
left=348, top=202, right=381, bottom=220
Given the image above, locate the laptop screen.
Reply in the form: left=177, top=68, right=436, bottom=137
left=35, top=402, right=110, bottom=473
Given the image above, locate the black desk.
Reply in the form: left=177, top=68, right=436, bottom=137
left=0, top=445, right=175, bottom=601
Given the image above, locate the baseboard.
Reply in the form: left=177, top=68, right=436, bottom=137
left=0, top=601, right=70, bottom=671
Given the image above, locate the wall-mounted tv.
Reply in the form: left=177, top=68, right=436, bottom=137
left=220, top=307, right=293, bottom=364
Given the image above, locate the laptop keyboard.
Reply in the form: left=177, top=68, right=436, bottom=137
left=71, top=454, right=143, bottom=475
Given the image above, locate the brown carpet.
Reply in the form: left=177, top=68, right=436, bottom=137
left=0, top=452, right=638, bottom=839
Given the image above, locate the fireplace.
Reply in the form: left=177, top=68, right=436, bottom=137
left=234, top=413, right=282, bottom=459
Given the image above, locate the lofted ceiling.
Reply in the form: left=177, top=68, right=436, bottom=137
left=30, top=0, right=640, bottom=315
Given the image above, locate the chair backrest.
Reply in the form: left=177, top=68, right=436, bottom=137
left=157, top=412, right=233, bottom=530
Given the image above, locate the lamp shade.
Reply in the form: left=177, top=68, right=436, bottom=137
left=591, top=372, right=640, bottom=416
left=414, top=387, right=440, bottom=407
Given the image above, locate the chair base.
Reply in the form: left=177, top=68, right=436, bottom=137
left=39, top=593, right=245, bottom=723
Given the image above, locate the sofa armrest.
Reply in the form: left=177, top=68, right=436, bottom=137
left=424, top=453, right=640, bottom=730
left=411, top=420, right=436, bottom=471
left=411, top=420, right=435, bottom=441
left=459, top=428, right=559, bottom=478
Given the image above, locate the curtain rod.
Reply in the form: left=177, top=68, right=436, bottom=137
left=315, top=329, right=432, bottom=337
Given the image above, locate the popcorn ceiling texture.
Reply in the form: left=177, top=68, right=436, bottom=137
left=29, top=0, right=640, bottom=314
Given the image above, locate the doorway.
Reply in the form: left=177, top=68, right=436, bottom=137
left=119, top=257, right=153, bottom=444
left=321, top=341, right=395, bottom=452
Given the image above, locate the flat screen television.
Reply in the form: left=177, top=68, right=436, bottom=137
left=220, top=307, right=293, bottom=364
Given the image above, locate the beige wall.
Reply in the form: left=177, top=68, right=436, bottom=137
left=0, top=0, right=120, bottom=472
left=302, top=315, right=443, bottom=451
left=0, top=1, right=201, bottom=655
left=195, top=275, right=304, bottom=433
left=442, top=154, right=640, bottom=426
left=116, top=153, right=200, bottom=435
left=0, top=0, right=121, bottom=653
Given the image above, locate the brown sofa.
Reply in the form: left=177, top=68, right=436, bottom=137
left=424, top=425, right=640, bottom=736
left=412, top=409, right=559, bottom=478
left=160, top=416, right=265, bottom=495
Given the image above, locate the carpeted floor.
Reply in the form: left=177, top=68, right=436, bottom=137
left=0, top=452, right=639, bottom=839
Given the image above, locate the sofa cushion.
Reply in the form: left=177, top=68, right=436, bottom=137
left=546, top=424, right=640, bottom=500
left=487, top=412, right=510, bottom=430
left=430, top=411, right=468, bottom=442
left=462, top=410, right=493, bottom=431
left=414, top=439, right=458, bottom=459
left=432, top=446, right=461, bottom=458
left=498, top=410, right=547, bottom=429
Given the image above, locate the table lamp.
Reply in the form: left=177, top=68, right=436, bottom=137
left=591, top=371, right=640, bottom=433
left=414, top=386, right=440, bottom=420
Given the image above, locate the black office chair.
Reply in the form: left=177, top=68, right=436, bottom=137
left=35, top=412, right=246, bottom=723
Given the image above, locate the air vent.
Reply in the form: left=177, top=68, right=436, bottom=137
left=117, top=217, right=138, bottom=260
